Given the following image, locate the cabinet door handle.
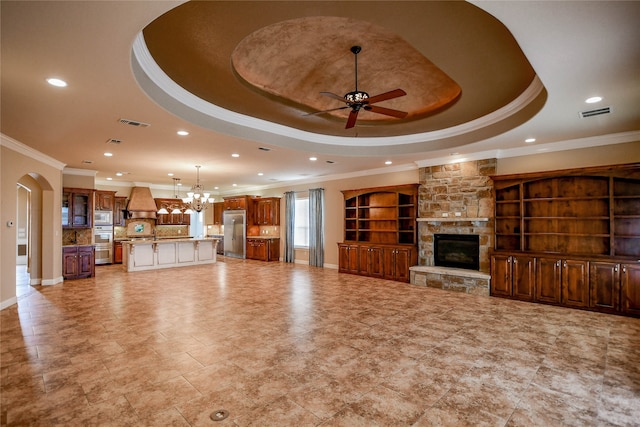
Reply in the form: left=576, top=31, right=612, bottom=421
left=622, top=266, right=627, bottom=273
left=513, top=258, right=518, bottom=264
left=563, top=261, right=567, bottom=268
left=556, top=260, right=561, bottom=267
left=614, top=265, right=619, bottom=272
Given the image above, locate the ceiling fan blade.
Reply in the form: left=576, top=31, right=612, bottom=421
left=320, top=92, right=349, bottom=103
left=345, top=109, right=359, bottom=129
left=365, top=89, right=407, bottom=105
left=364, top=105, right=408, bottom=119
left=302, top=106, right=349, bottom=116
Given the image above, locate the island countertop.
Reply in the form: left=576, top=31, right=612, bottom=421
left=122, top=237, right=219, bottom=272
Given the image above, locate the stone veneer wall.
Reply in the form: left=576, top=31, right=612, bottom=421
left=417, top=159, right=496, bottom=273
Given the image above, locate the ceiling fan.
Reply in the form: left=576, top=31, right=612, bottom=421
left=309, top=45, right=408, bottom=129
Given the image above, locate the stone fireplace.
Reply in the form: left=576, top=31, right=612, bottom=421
left=410, top=159, right=495, bottom=296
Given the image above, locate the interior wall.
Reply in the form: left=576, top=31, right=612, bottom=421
left=255, top=167, right=420, bottom=267
left=1, top=136, right=65, bottom=309
left=497, top=141, right=640, bottom=175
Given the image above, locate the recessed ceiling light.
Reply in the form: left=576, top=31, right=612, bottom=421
left=168, top=173, right=174, bottom=176
left=106, top=177, right=113, bottom=181
left=232, top=153, right=240, bottom=158
left=116, top=172, right=123, bottom=176
left=525, top=138, right=536, bottom=143
left=46, top=77, right=67, bottom=87
left=232, top=184, right=237, bottom=187
left=177, top=130, right=189, bottom=136
left=214, top=186, right=219, bottom=190
left=585, top=96, right=602, bottom=104
left=258, top=172, right=264, bottom=176
left=103, top=152, right=113, bottom=157
left=385, top=160, right=392, bottom=165
left=309, top=157, right=317, bottom=161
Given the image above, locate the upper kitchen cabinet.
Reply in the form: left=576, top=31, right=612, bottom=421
left=155, top=198, right=190, bottom=225
left=213, top=202, right=224, bottom=225
left=62, top=188, right=94, bottom=228
left=114, top=197, right=127, bottom=226
left=94, top=190, right=116, bottom=211
left=223, top=196, right=249, bottom=210
left=253, top=197, right=280, bottom=225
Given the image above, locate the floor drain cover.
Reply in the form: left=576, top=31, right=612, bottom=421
left=210, top=409, right=229, bottom=422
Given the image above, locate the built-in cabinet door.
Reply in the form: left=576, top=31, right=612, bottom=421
left=359, top=246, right=383, bottom=278
left=490, top=254, right=512, bottom=297
left=621, top=263, right=640, bottom=316
left=513, top=255, right=535, bottom=301
left=78, top=247, right=95, bottom=277
left=561, top=259, right=589, bottom=308
left=63, top=248, right=78, bottom=278
left=536, top=257, right=562, bottom=304
left=338, top=244, right=359, bottom=274
left=95, top=191, right=115, bottom=211
left=589, top=261, right=620, bottom=312
left=383, top=247, right=412, bottom=282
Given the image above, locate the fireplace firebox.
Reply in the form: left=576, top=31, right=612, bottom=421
left=434, top=234, right=480, bottom=271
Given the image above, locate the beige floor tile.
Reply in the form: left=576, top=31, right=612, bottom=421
left=2, top=260, right=639, bottom=426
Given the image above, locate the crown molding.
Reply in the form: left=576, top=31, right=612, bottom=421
left=1, top=133, right=66, bottom=170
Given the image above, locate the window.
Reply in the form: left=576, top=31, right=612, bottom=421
left=294, top=197, right=309, bottom=247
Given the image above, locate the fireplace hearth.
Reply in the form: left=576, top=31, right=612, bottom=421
left=434, top=234, right=480, bottom=271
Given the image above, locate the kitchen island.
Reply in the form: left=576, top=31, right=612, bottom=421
left=122, top=237, right=219, bottom=272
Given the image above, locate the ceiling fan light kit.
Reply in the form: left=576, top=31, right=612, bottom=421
left=315, top=45, right=408, bottom=129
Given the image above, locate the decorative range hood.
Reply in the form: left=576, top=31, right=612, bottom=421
left=126, top=187, right=158, bottom=219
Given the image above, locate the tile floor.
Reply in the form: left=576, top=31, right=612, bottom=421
left=2, top=259, right=639, bottom=426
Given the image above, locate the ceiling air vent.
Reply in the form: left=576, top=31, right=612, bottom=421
left=579, top=106, right=611, bottom=118
left=118, top=118, right=150, bottom=127
left=106, top=138, right=122, bottom=144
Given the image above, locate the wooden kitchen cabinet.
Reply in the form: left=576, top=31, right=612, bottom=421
left=213, top=202, right=224, bottom=225
left=63, top=245, right=95, bottom=279
left=224, top=196, right=248, bottom=210
left=113, top=241, right=123, bottom=264
left=62, top=188, right=94, bottom=228
left=114, top=197, right=127, bottom=226
left=155, top=198, right=190, bottom=225
left=253, top=197, right=280, bottom=225
left=94, top=190, right=116, bottom=211
left=246, top=238, right=279, bottom=261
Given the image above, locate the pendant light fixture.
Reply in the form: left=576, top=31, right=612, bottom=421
left=183, top=165, right=214, bottom=213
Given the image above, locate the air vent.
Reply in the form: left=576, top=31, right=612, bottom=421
left=106, top=138, right=122, bottom=144
left=258, top=147, right=272, bottom=151
left=118, top=118, right=150, bottom=127
left=579, top=106, right=611, bottom=118
left=81, top=160, right=93, bottom=164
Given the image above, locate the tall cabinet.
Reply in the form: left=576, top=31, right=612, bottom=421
left=491, top=164, right=640, bottom=317
left=338, top=184, right=419, bottom=283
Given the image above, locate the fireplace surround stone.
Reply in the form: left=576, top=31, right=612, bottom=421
left=411, top=159, right=496, bottom=296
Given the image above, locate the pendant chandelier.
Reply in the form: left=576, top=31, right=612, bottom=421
left=183, top=165, right=214, bottom=213
left=157, top=178, right=184, bottom=214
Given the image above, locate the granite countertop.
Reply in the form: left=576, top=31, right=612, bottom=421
left=246, top=236, right=280, bottom=240
left=121, top=237, right=219, bottom=244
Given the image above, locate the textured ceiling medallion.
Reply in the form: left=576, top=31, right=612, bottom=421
left=231, top=16, right=461, bottom=123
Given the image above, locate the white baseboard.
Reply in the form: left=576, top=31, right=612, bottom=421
left=1, top=297, right=18, bottom=311
left=41, top=276, right=64, bottom=286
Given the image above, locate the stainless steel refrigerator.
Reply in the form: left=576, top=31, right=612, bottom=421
left=223, top=210, right=246, bottom=258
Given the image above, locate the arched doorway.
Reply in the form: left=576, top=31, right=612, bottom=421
left=16, top=183, right=33, bottom=298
